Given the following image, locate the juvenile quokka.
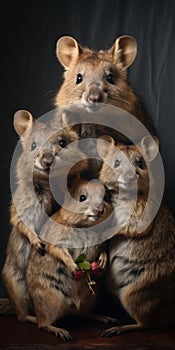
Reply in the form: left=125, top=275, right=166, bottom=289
left=25, top=178, right=113, bottom=340
left=55, top=35, right=154, bottom=137
left=97, top=135, right=175, bottom=335
left=2, top=109, right=84, bottom=320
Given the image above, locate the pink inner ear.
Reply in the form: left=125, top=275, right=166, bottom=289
left=141, top=136, right=159, bottom=162
left=14, top=110, right=34, bottom=137
left=112, top=36, right=137, bottom=68
left=56, top=37, right=80, bottom=68
left=97, top=136, right=115, bottom=160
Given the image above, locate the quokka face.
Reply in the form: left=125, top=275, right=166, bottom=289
left=66, top=178, right=112, bottom=224
left=55, top=36, right=140, bottom=115
left=14, top=110, right=79, bottom=181
left=97, top=134, right=159, bottom=196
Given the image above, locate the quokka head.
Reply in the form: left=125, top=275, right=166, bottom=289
left=55, top=35, right=138, bottom=112
left=13, top=109, right=79, bottom=179
left=63, top=176, right=113, bottom=225
left=97, top=134, right=159, bottom=196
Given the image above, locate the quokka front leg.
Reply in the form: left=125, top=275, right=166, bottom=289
left=10, top=204, right=46, bottom=254
left=46, top=243, right=78, bottom=273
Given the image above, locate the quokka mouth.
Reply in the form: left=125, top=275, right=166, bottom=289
left=118, top=181, right=137, bottom=187
left=88, top=209, right=105, bottom=221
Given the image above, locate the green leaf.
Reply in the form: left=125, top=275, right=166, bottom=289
left=75, top=254, right=86, bottom=264
left=79, top=261, right=91, bottom=270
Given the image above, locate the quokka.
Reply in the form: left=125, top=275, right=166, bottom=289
left=96, top=134, right=175, bottom=336
left=55, top=35, right=154, bottom=140
left=2, top=109, right=87, bottom=320
left=25, top=177, right=113, bottom=340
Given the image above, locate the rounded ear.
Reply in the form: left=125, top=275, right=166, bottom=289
left=56, top=36, right=82, bottom=69
left=13, top=110, right=34, bottom=137
left=140, top=135, right=159, bottom=162
left=110, top=35, right=137, bottom=68
left=96, top=135, right=115, bottom=160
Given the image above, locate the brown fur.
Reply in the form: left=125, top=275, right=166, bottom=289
left=25, top=178, right=113, bottom=340
left=2, top=109, right=87, bottom=320
left=97, top=135, right=175, bottom=335
left=55, top=35, right=154, bottom=137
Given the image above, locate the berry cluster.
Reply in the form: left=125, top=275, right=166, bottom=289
left=73, top=254, right=101, bottom=295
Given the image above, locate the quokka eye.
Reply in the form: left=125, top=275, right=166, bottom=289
left=136, top=158, right=145, bottom=169
left=31, top=141, right=37, bottom=151
left=76, top=73, right=83, bottom=84
left=107, top=73, right=115, bottom=84
left=114, top=159, right=120, bottom=168
left=59, top=139, right=67, bottom=148
left=79, top=194, right=87, bottom=202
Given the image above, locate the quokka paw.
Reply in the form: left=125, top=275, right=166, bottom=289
left=67, top=261, right=79, bottom=274
left=33, top=238, right=46, bottom=255
left=97, top=251, right=108, bottom=270
left=101, top=326, right=122, bottom=337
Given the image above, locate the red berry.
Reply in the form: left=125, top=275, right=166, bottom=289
left=73, top=270, right=84, bottom=281
left=90, top=262, right=100, bottom=274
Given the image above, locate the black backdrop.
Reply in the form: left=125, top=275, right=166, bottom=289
left=1, top=0, right=175, bottom=296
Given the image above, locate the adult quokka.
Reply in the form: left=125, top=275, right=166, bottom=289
left=97, top=135, right=175, bottom=336
left=55, top=35, right=154, bottom=139
left=2, top=109, right=87, bottom=320
left=25, top=177, right=113, bottom=340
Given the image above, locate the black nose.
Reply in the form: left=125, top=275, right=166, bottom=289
left=88, top=87, right=103, bottom=103
left=41, top=153, right=54, bottom=168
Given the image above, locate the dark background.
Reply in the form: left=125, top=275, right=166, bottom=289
left=1, top=0, right=175, bottom=297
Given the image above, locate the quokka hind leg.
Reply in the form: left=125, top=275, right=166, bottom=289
left=3, top=273, right=30, bottom=320
left=31, top=296, right=73, bottom=341
left=25, top=315, right=72, bottom=340
left=101, top=323, right=143, bottom=337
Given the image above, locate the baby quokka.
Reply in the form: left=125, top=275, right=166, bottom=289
left=25, top=177, right=112, bottom=340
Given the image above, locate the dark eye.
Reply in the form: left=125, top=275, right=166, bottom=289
left=31, top=141, right=36, bottom=151
left=76, top=73, right=83, bottom=84
left=59, top=139, right=67, bottom=148
left=114, top=159, right=120, bottom=168
left=107, top=73, right=115, bottom=84
left=136, top=158, right=145, bottom=169
left=79, top=194, right=87, bottom=202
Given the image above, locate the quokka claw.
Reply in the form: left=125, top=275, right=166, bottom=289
left=97, top=252, right=108, bottom=270
left=34, top=239, right=47, bottom=255
left=57, top=329, right=72, bottom=341
left=101, top=326, right=121, bottom=337
left=68, top=262, right=79, bottom=274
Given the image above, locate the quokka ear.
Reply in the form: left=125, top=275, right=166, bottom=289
left=140, top=135, right=159, bottom=162
left=13, top=110, right=35, bottom=137
left=56, top=36, right=82, bottom=69
left=110, top=35, right=137, bottom=68
left=97, top=135, right=115, bottom=160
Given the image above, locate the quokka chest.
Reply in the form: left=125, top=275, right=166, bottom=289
left=108, top=238, right=146, bottom=292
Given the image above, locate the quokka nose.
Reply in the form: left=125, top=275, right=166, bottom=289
left=94, top=205, right=104, bottom=216
left=124, top=171, right=137, bottom=182
left=88, top=87, right=103, bottom=103
left=41, top=153, right=54, bottom=168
